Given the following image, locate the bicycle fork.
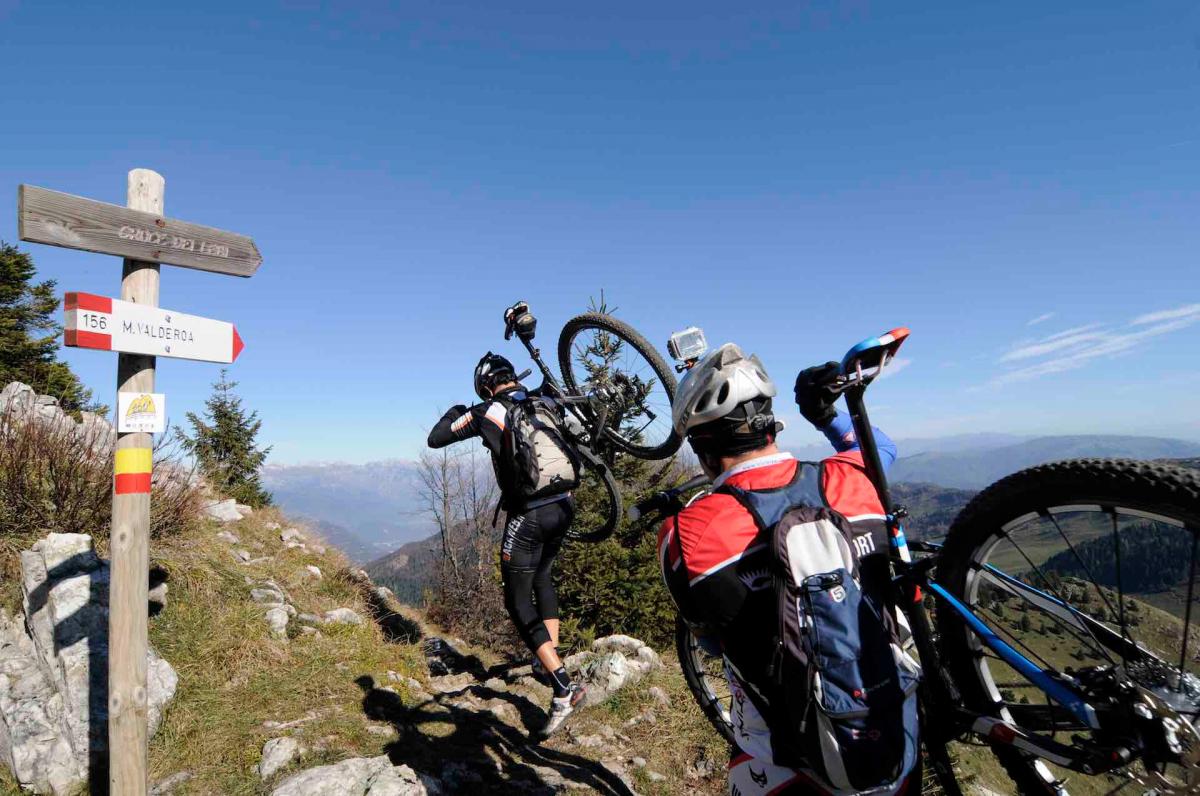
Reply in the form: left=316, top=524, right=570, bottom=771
left=843, top=386, right=966, bottom=796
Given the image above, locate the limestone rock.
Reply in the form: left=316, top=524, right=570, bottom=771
left=427, top=673, right=474, bottom=695
left=564, top=635, right=663, bottom=708
left=252, top=587, right=286, bottom=604
left=78, top=411, right=116, bottom=449
left=216, top=530, right=240, bottom=544
left=204, top=498, right=244, bottom=522
left=265, top=522, right=282, bottom=531
left=270, top=755, right=438, bottom=796
left=304, top=565, right=322, bottom=579
left=280, top=528, right=305, bottom=543
left=647, top=686, right=670, bottom=709
left=1, top=534, right=177, bottom=794
left=366, top=763, right=440, bottom=795
left=0, top=610, right=77, bottom=794
left=235, top=503, right=254, bottom=517
left=323, top=608, right=364, bottom=626
left=150, top=771, right=194, bottom=795
left=260, top=736, right=305, bottom=780
left=232, top=549, right=252, bottom=563
left=266, top=608, right=290, bottom=639
left=0, top=382, right=36, bottom=416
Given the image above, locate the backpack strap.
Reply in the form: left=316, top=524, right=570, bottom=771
left=715, top=462, right=824, bottom=531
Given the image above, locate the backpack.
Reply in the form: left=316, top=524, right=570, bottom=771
left=720, top=466, right=920, bottom=794
left=500, top=393, right=582, bottom=503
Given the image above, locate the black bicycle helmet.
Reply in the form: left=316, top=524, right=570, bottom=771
left=474, top=352, right=516, bottom=400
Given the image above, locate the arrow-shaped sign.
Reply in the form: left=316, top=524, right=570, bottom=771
left=64, top=292, right=245, bottom=364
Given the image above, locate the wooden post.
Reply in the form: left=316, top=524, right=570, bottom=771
left=108, top=168, right=163, bottom=796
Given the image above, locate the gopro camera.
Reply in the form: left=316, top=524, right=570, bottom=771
left=668, top=326, right=708, bottom=362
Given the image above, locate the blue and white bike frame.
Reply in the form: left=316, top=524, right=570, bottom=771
left=836, top=332, right=1141, bottom=790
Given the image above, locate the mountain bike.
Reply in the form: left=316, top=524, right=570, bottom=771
left=499, top=301, right=682, bottom=542
left=633, top=328, right=1200, bottom=795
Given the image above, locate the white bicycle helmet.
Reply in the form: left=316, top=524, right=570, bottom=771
left=672, top=343, right=778, bottom=438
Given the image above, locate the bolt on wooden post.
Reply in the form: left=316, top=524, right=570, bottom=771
left=17, top=168, right=260, bottom=793
left=108, top=168, right=163, bottom=796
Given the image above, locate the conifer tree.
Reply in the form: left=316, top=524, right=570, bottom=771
left=555, top=297, right=678, bottom=648
left=0, top=241, right=99, bottom=412
left=176, top=370, right=273, bottom=507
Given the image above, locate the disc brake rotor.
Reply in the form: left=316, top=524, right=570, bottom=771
left=1129, top=680, right=1200, bottom=794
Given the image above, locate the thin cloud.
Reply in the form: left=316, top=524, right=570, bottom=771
left=1131, top=303, right=1200, bottom=326
left=1026, top=312, right=1055, bottom=326
left=877, top=358, right=912, bottom=379
left=988, top=303, right=1200, bottom=387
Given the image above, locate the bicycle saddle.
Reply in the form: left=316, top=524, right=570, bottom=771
left=839, top=327, right=910, bottom=377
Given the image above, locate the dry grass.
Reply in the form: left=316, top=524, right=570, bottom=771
left=145, top=508, right=427, bottom=794
left=0, top=411, right=203, bottom=615
left=573, top=661, right=729, bottom=795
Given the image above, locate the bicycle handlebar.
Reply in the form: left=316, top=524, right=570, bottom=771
left=628, top=473, right=711, bottom=523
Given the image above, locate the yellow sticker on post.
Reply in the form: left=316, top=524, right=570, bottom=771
left=117, top=392, right=166, bottom=433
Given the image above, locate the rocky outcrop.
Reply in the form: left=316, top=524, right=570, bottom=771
left=259, top=736, right=305, bottom=780
left=0, top=534, right=176, bottom=794
left=1, top=383, right=115, bottom=451
left=564, top=635, right=663, bottom=708
left=270, top=755, right=440, bottom=796
left=203, top=499, right=245, bottom=523
left=323, top=608, right=364, bottom=626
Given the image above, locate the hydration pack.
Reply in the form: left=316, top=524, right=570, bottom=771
left=720, top=466, right=920, bottom=793
left=500, top=394, right=581, bottom=503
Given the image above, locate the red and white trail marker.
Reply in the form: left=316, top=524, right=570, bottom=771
left=64, top=291, right=245, bottom=364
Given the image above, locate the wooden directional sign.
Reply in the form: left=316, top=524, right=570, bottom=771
left=18, top=185, right=261, bottom=277
left=64, top=291, right=245, bottom=363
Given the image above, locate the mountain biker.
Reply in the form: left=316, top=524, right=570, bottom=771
left=427, top=351, right=585, bottom=737
left=657, top=345, right=920, bottom=795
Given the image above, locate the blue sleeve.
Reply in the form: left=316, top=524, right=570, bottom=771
left=819, top=412, right=897, bottom=473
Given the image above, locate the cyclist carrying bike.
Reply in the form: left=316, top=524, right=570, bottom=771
left=428, top=351, right=585, bottom=737
left=658, top=345, right=920, bottom=795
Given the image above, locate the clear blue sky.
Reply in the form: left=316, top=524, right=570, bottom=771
left=2, top=1, right=1197, bottom=462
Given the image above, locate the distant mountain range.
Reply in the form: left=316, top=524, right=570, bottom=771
left=261, top=460, right=428, bottom=563
left=266, top=435, right=1200, bottom=563
left=888, top=435, right=1200, bottom=489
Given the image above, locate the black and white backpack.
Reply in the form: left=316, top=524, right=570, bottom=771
left=720, top=465, right=921, bottom=793
left=499, top=393, right=582, bottom=503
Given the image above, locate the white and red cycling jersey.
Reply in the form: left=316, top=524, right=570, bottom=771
left=658, top=415, right=919, bottom=795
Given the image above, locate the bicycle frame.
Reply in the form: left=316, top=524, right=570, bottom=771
left=842, top=383, right=1137, bottom=781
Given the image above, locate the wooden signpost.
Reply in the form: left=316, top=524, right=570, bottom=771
left=18, top=185, right=261, bottom=277
left=17, top=170, right=260, bottom=795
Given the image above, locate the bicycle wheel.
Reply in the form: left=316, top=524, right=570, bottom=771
left=676, top=614, right=736, bottom=745
left=565, top=450, right=621, bottom=544
left=557, top=312, right=681, bottom=460
left=936, top=459, right=1200, bottom=795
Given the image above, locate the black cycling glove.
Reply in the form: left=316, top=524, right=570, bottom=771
left=794, top=361, right=841, bottom=428
left=443, top=404, right=469, bottom=422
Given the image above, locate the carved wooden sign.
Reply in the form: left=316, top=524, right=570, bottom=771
left=17, top=184, right=262, bottom=277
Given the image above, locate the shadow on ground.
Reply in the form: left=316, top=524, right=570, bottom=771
left=355, top=675, right=634, bottom=795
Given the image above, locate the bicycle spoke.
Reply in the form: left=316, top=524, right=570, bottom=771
left=1180, top=531, right=1199, bottom=690
left=991, top=526, right=1117, bottom=665
left=1045, top=510, right=1123, bottom=631
left=1110, top=509, right=1132, bottom=668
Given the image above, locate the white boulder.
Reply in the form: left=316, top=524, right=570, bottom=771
left=266, top=608, right=290, bottom=640
left=323, top=608, right=364, bottom=626
left=0, top=534, right=177, bottom=794
left=203, top=499, right=243, bottom=523
left=260, top=736, right=305, bottom=780
left=270, top=755, right=438, bottom=796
